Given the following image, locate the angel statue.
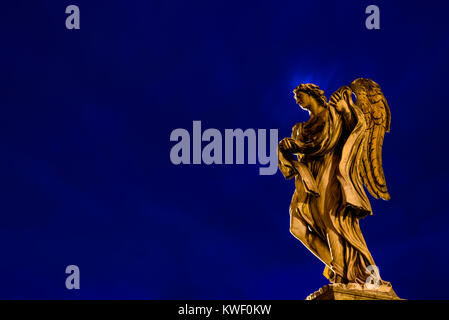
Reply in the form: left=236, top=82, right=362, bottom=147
left=278, top=79, right=397, bottom=298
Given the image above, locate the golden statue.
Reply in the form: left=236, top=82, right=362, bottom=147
left=278, top=79, right=401, bottom=300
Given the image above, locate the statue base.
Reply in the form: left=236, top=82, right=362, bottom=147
left=306, top=282, right=403, bottom=300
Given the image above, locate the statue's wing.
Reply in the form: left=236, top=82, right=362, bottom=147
left=350, top=78, right=391, bottom=200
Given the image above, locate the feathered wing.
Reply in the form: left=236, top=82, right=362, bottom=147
left=350, top=78, right=391, bottom=200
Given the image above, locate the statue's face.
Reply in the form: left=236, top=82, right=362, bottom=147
left=294, top=91, right=312, bottom=111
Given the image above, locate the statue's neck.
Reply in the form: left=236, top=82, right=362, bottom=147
left=309, top=102, right=325, bottom=117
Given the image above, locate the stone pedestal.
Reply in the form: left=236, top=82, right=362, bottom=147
left=306, top=282, right=403, bottom=300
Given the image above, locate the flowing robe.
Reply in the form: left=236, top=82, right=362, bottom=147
left=278, top=104, right=377, bottom=283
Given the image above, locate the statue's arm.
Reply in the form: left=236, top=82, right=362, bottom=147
left=278, top=136, right=319, bottom=156
left=278, top=126, right=304, bottom=179
left=339, top=106, right=356, bottom=133
left=279, top=113, right=335, bottom=167
left=279, top=123, right=306, bottom=159
left=329, top=88, right=357, bottom=132
left=278, top=140, right=298, bottom=179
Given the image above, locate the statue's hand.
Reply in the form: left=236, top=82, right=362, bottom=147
left=329, top=91, right=351, bottom=115
left=279, top=138, right=300, bottom=154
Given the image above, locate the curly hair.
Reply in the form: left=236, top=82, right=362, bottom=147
left=293, top=83, right=328, bottom=107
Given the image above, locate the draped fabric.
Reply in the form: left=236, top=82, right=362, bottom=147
left=279, top=104, right=378, bottom=283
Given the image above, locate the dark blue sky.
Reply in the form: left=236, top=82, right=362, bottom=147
left=1, top=0, right=448, bottom=299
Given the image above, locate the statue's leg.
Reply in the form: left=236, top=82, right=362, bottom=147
left=326, top=227, right=347, bottom=282
left=289, top=209, right=332, bottom=266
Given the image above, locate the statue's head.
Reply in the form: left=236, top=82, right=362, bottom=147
left=293, top=83, right=327, bottom=111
